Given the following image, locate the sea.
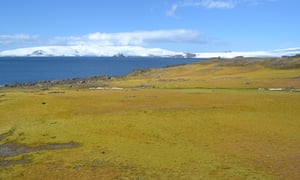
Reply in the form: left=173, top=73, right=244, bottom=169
left=0, top=57, right=202, bottom=85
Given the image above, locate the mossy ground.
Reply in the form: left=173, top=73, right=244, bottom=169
left=0, top=58, right=300, bottom=179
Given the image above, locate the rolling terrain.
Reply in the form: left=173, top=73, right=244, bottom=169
left=1, top=57, right=300, bottom=179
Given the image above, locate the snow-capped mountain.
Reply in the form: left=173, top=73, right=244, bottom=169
left=0, top=45, right=299, bottom=58
left=194, top=48, right=300, bottom=58
left=0, top=45, right=184, bottom=57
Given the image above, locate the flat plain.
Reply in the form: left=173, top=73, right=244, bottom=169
left=1, top=57, right=300, bottom=179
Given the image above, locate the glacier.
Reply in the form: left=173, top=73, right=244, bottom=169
left=0, top=45, right=183, bottom=57
left=0, top=45, right=299, bottom=58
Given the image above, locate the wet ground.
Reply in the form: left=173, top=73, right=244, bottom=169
left=0, top=141, right=80, bottom=158
left=0, top=129, right=80, bottom=166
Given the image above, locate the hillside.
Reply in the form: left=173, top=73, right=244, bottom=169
left=120, top=56, right=300, bottom=89
left=1, top=57, right=300, bottom=179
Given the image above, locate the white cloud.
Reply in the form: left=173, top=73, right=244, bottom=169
left=0, top=34, right=39, bottom=45
left=200, top=0, right=236, bottom=9
left=42, top=29, right=206, bottom=47
left=167, top=0, right=277, bottom=17
left=0, top=30, right=208, bottom=51
left=166, top=0, right=236, bottom=17
left=83, top=29, right=204, bottom=46
left=166, top=4, right=179, bottom=17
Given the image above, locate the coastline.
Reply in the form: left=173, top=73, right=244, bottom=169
left=0, top=57, right=202, bottom=86
left=1, top=56, right=300, bottom=90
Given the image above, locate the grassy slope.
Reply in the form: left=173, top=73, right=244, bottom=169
left=113, top=57, right=300, bottom=89
left=0, top=57, right=300, bottom=179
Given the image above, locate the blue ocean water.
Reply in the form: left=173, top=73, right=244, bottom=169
left=0, top=57, right=202, bottom=85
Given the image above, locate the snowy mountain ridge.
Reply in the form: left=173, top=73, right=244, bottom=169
left=0, top=45, right=183, bottom=57
left=0, top=45, right=300, bottom=58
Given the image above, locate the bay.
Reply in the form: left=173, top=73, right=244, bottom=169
left=0, top=57, right=202, bottom=85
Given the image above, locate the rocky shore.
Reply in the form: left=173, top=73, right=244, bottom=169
left=1, top=75, right=113, bottom=89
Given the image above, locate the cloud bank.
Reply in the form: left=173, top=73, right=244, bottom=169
left=167, top=0, right=278, bottom=17
left=56, top=29, right=205, bottom=46
left=0, top=34, right=39, bottom=45
left=0, top=29, right=205, bottom=50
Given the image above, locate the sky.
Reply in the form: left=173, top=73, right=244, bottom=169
left=0, top=0, right=299, bottom=52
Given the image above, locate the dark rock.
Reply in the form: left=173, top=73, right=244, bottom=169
left=30, top=50, right=48, bottom=56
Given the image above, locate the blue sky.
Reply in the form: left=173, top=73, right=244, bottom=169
left=0, top=0, right=299, bottom=52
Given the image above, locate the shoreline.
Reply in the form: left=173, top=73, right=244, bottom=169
left=0, top=57, right=202, bottom=86
left=0, top=75, right=113, bottom=89
left=1, top=56, right=300, bottom=89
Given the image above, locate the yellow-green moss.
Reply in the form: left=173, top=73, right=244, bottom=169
left=1, top=59, right=300, bottom=179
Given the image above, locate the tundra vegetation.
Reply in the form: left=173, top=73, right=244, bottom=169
left=0, top=57, right=300, bottom=179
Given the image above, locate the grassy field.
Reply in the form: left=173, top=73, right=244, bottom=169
left=1, top=57, right=300, bottom=179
